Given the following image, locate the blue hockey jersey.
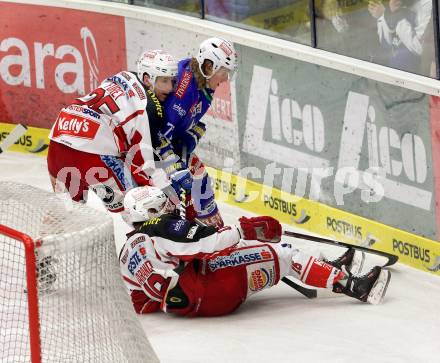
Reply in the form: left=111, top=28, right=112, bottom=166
left=154, top=58, right=214, bottom=163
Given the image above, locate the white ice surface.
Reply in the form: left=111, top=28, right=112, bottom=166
left=1, top=152, right=439, bottom=363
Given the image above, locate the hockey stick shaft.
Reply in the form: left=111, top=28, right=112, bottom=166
left=0, top=124, right=28, bottom=153
left=181, top=193, right=317, bottom=298
left=192, top=207, right=316, bottom=297
left=283, top=230, right=398, bottom=267
left=281, top=277, right=317, bottom=298
left=179, top=188, right=186, bottom=220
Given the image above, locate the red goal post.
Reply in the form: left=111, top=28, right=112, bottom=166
left=0, top=182, right=158, bottom=363
left=0, top=224, right=41, bottom=363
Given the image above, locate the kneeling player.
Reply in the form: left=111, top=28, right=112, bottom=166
left=47, top=50, right=178, bottom=213
left=119, top=186, right=391, bottom=317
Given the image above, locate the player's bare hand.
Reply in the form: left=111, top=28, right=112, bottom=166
left=368, top=1, right=385, bottom=18
left=389, top=0, right=402, bottom=12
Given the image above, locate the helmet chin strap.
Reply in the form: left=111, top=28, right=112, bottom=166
left=150, top=77, right=158, bottom=92
left=142, top=73, right=157, bottom=91
left=198, top=63, right=214, bottom=80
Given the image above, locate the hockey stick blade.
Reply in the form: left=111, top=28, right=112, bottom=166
left=0, top=124, right=28, bottom=154
left=283, top=230, right=398, bottom=267
left=281, top=277, right=317, bottom=299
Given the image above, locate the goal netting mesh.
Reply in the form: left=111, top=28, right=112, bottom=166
left=0, top=181, right=159, bottom=362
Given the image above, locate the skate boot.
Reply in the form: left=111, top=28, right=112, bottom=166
left=36, top=255, right=58, bottom=292
left=333, top=266, right=391, bottom=304
left=324, top=248, right=365, bottom=275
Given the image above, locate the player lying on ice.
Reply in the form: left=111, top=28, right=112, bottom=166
left=119, top=186, right=391, bottom=317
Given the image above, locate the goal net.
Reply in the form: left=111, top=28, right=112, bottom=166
left=0, top=181, right=159, bottom=362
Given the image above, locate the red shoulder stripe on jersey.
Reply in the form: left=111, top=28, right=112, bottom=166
left=123, top=275, right=141, bottom=287
left=140, top=299, right=160, bottom=314
left=113, top=125, right=129, bottom=153
left=120, top=109, right=144, bottom=126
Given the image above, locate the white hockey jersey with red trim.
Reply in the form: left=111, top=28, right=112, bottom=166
left=119, top=215, right=241, bottom=311
left=49, top=71, right=156, bottom=164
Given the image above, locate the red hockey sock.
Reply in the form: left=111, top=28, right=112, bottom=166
left=300, top=257, right=345, bottom=288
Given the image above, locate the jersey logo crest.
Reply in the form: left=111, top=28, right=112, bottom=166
left=52, top=110, right=100, bottom=140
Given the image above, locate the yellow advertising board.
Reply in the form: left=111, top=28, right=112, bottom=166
left=0, top=123, right=50, bottom=156
left=208, top=167, right=440, bottom=276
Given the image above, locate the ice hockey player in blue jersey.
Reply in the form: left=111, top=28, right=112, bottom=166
left=154, top=37, right=238, bottom=228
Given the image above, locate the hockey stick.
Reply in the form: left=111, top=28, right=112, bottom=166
left=179, top=187, right=187, bottom=220
left=283, top=230, right=398, bottom=267
left=197, top=216, right=319, bottom=297
left=177, top=184, right=318, bottom=298
left=179, top=145, right=188, bottom=220
left=281, top=276, right=317, bottom=298
left=0, top=124, right=28, bottom=154
left=280, top=230, right=398, bottom=299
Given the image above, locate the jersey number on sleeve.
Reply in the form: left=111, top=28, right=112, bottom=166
left=74, top=88, right=120, bottom=115
left=143, top=273, right=169, bottom=301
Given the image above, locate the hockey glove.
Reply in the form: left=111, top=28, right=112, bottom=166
left=170, top=168, right=193, bottom=193
left=238, top=216, right=282, bottom=243
left=185, top=123, right=206, bottom=154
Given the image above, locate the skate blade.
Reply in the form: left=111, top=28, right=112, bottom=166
left=367, top=269, right=391, bottom=305
left=349, top=251, right=365, bottom=275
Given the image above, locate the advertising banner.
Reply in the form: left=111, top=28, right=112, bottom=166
left=430, top=96, right=440, bottom=239
left=0, top=2, right=126, bottom=128
left=235, top=44, right=436, bottom=239
left=209, top=166, right=440, bottom=275
left=0, top=122, right=49, bottom=155
left=198, top=80, right=241, bottom=172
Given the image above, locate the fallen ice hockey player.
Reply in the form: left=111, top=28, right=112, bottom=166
left=119, top=186, right=391, bottom=317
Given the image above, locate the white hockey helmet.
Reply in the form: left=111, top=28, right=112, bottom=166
left=196, top=37, right=237, bottom=79
left=124, top=186, right=174, bottom=223
left=137, top=49, right=178, bottom=87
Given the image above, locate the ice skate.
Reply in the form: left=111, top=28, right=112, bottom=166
left=325, top=247, right=365, bottom=275
left=333, top=266, right=391, bottom=304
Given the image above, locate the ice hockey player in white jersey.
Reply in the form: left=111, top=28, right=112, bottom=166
left=47, top=50, right=177, bottom=212
left=119, top=186, right=392, bottom=317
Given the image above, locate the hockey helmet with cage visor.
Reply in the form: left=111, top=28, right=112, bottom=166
left=124, top=186, right=176, bottom=223
left=196, top=37, right=238, bottom=80
left=137, top=49, right=178, bottom=90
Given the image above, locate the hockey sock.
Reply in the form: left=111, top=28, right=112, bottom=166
left=290, top=252, right=346, bottom=289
